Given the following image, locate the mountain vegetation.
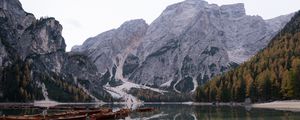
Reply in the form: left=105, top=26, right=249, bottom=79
left=195, top=11, right=300, bottom=102
left=129, top=88, right=192, bottom=102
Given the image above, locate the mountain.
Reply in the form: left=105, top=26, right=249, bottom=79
left=0, top=0, right=111, bottom=102
left=0, top=0, right=295, bottom=103
left=195, top=11, right=300, bottom=102
left=72, top=0, right=292, bottom=99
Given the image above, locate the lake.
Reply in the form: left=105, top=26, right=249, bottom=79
left=0, top=103, right=300, bottom=120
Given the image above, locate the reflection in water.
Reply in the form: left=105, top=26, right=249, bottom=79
left=190, top=113, right=197, bottom=120
left=144, top=113, right=168, bottom=120
left=127, top=112, right=168, bottom=120
left=1, top=103, right=300, bottom=119
left=173, top=113, right=181, bottom=120
left=129, top=104, right=300, bottom=120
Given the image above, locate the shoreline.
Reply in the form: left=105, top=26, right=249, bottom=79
left=1, top=100, right=300, bottom=111
left=251, top=100, right=300, bottom=112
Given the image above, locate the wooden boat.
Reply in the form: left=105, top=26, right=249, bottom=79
left=135, top=107, right=156, bottom=112
left=42, top=109, right=112, bottom=119
left=0, top=108, right=128, bottom=120
left=90, top=108, right=131, bottom=120
left=0, top=116, right=42, bottom=120
left=56, top=115, right=87, bottom=120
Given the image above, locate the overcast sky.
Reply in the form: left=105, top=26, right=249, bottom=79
left=19, top=0, right=300, bottom=51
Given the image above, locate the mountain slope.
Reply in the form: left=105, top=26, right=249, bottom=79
left=0, top=0, right=111, bottom=102
left=73, top=0, right=293, bottom=98
left=130, top=1, right=293, bottom=93
left=195, top=11, right=300, bottom=102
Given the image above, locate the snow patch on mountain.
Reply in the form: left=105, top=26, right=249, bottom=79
left=104, top=82, right=141, bottom=107
left=36, top=81, right=51, bottom=101
left=160, top=80, right=173, bottom=87
left=191, top=77, right=198, bottom=93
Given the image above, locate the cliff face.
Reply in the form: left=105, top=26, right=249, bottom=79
left=0, top=0, right=111, bottom=102
left=130, top=1, right=293, bottom=93
left=72, top=19, right=148, bottom=76
left=74, top=0, right=293, bottom=95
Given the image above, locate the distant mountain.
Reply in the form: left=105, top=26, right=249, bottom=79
left=0, top=0, right=111, bottom=102
left=129, top=0, right=292, bottom=93
left=195, top=11, right=300, bottom=102
left=73, top=0, right=293, bottom=102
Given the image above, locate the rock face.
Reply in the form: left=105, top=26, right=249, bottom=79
left=0, top=0, right=111, bottom=102
left=131, top=0, right=289, bottom=93
left=72, top=19, right=148, bottom=85
left=73, top=0, right=292, bottom=94
left=72, top=19, right=148, bottom=75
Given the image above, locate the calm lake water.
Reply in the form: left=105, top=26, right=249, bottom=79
left=1, top=103, right=300, bottom=120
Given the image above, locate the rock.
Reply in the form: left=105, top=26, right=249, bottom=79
left=122, top=53, right=139, bottom=78
left=245, top=98, right=252, bottom=105
left=19, top=18, right=66, bottom=60
left=0, top=0, right=25, bottom=15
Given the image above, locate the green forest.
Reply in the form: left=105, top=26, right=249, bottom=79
left=195, top=11, right=300, bottom=102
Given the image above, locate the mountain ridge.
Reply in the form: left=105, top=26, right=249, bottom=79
left=0, top=0, right=296, bottom=103
left=73, top=0, right=293, bottom=98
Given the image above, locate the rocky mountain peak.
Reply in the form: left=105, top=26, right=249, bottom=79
left=220, top=3, right=245, bottom=18
left=119, top=19, right=148, bottom=31
left=0, top=0, right=24, bottom=15
left=72, top=19, right=148, bottom=74
left=22, top=17, right=66, bottom=55
left=125, top=1, right=292, bottom=93
left=266, top=13, right=295, bottom=33
left=70, top=0, right=293, bottom=101
left=184, top=0, right=208, bottom=5
left=73, top=0, right=293, bottom=95
left=72, top=19, right=148, bottom=52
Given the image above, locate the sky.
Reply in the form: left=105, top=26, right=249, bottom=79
left=19, top=0, right=300, bottom=51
